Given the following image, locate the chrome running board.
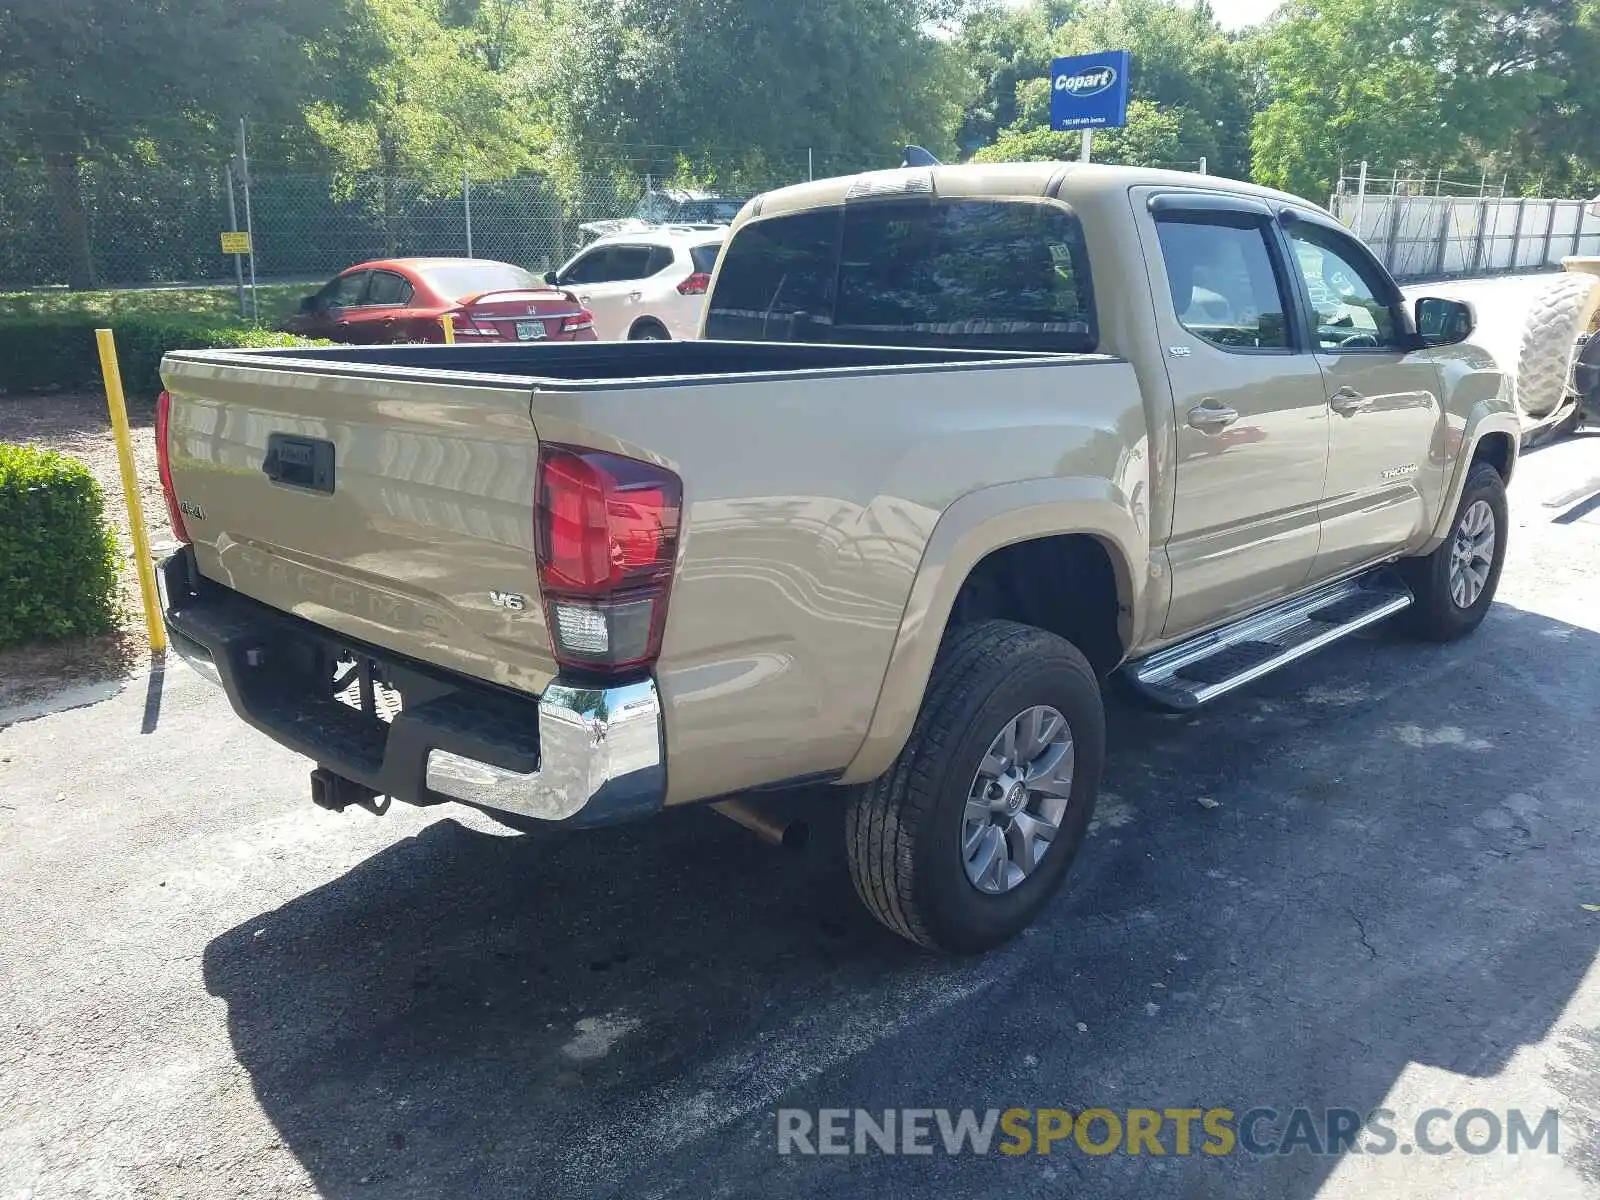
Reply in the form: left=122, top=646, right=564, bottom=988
left=1123, top=569, right=1413, bottom=710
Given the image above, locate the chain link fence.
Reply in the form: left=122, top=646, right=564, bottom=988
left=15, top=154, right=1596, bottom=294
left=0, top=159, right=849, bottom=294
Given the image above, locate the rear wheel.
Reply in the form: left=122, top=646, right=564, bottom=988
left=629, top=322, right=669, bottom=341
left=845, top=620, right=1104, bottom=954
left=1400, top=462, right=1508, bottom=642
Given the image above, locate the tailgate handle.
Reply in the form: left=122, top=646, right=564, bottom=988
left=263, top=434, right=336, bottom=494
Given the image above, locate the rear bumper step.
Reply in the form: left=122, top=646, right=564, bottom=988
left=158, top=551, right=664, bottom=826
left=1123, top=569, right=1414, bottom=710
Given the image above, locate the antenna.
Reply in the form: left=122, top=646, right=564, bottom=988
left=901, top=146, right=942, bottom=168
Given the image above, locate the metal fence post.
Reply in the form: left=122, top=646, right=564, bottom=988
left=1470, top=197, right=1489, bottom=274
left=1575, top=201, right=1586, bottom=256
left=224, top=163, right=246, bottom=319
left=1384, top=171, right=1405, bottom=273
left=237, top=118, right=258, bottom=322
left=463, top=168, right=473, bottom=258
left=1541, top=200, right=1557, bottom=266
left=1510, top=197, right=1528, bottom=271
left=1433, top=196, right=1452, bottom=276
left=1354, top=161, right=1369, bottom=239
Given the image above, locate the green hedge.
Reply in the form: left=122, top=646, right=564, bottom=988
left=0, top=443, right=120, bottom=648
left=0, top=315, right=323, bottom=401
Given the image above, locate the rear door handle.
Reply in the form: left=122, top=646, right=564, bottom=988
left=629, top=291, right=643, bottom=301
left=1187, top=402, right=1240, bottom=432
left=1329, top=387, right=1367, bottom=416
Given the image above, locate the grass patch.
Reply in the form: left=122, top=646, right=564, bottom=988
left=0, top=317, right=329, bottom=401
left=0, top=282, right=308, bottom=325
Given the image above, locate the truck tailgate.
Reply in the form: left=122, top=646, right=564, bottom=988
left=160, top=356, right=557, bottom=695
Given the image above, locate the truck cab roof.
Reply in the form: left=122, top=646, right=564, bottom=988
left=737, top=162, right=1328, bottom=225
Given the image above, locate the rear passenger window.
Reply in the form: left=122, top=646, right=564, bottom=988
left=644, top=246, right=676, bottom=276
left=705, top=199, right=1096, bottom=352
left=366, top=271, right=412, bottom=306
left=1154, top=216, right=1290, bottom=350
left=607, top=246, right=658, bottom=280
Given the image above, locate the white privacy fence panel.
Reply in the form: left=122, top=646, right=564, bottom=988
left=1332, top=192, right=1600, bottom=279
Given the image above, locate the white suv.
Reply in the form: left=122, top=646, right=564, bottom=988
left=548, top=227, right=727, bottom=341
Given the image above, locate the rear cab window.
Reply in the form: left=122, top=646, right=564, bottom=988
left=705, top=198, right=1096, bottom=353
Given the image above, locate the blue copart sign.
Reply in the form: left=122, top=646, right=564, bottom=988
left=1050, top=51, right=1132, bottom=130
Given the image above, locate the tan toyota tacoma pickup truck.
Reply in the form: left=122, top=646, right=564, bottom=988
left=156, top=163, right=1517, bottom=954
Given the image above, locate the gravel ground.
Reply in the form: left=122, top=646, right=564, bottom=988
left=4, top=431, right=1600, bottom=1199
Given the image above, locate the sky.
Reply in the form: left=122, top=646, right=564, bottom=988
left=998, top=0, right=1280, bottom=31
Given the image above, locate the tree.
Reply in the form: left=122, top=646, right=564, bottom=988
left=540, top=0, right=970, bottom=188
left=304, top=0, right=547, bottom=253
left=0, top=0, right=339, bottom=287
left=955, top=0, right=1256, bottom=177
left=1251, top=0, right=1600, bottom=200
left=954, top=0, right=1080, bottom=152
left=972, top=98, right=1185, bottom=166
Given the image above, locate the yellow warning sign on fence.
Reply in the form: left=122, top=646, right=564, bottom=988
left=220, top=231, right=252, bottom=255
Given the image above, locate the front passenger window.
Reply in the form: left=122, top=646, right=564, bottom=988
left=1285, top=225, right=1402, bottom=351
left=561, top=249, right=614, bottom=286
left=1154, top=215, right=1289, bottom=350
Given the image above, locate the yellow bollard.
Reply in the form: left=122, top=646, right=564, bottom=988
left=441, top=313, right=456, bottom=344
left=94, top=328, right=168, bottom=654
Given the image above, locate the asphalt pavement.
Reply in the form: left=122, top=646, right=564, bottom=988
left=6, top=432, right=1600, bottom=1199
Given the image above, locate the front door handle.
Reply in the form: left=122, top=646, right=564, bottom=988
left=629, top=291, right=643, bottom=301
left=1187, top=402, right=1240, bottom=432
left=1329, top=387, right=1367, bottom=416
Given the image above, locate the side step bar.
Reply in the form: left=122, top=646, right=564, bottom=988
left=1122, top=570, right=1414, bottom=710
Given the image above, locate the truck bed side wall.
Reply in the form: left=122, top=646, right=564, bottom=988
left=525, top=357, right=1147, bottom=805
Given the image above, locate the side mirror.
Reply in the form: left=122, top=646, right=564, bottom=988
left=542, top=270, right=559, bottom=287
left=1413, top=296, right=1474, bottom=347
left=299, top=295, right=317, bottom=313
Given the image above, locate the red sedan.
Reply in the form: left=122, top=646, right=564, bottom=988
left=280, top=257, right=596, bottom=344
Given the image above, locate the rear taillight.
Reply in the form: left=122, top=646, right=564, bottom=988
left=561, top=309, right=595, bottom=334
left=676, top=273, right=711, bottom=296
left=451, top=309, right=495, bottom=337
left=155, top=390, right=190, bottom=545
left=534, top=445, right=681, bottom=676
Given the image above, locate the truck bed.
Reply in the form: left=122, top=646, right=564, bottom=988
left=161, top=338, right=1135, bottom=805
left=238, top=338, right=1040, bottom=385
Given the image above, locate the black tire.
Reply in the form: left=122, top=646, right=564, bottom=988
left=844, top=620, right=1105, bottom=954
left=1399, top=462, right=1508, bottom=642
left=629, top=322, right=669, bottom=340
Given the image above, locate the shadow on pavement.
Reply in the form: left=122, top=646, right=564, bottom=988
left=204, top=601, right=1600, bottom=1199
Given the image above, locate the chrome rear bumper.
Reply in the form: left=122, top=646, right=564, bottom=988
left=424, top=680, right=663, bottom=822
left=159, top=550, right=665, bottom=827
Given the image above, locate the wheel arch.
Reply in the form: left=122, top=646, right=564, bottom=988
left=1421, top=410, right=1520, bottom=551
left=628, top=316, right=670, bottom=340
left=838, top=478, right=1147, bottom=786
